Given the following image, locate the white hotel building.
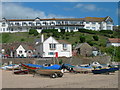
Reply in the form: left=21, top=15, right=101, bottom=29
left=0, top=16, right=113, bottom=33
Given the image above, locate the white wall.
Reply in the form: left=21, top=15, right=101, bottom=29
left=107, top=43, right=120, bottom=47
left=41, top=37, right=72, bottom=57
left=16, top=45, right=27, bottom=57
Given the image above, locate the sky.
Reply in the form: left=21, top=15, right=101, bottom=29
left=1, top=2, right=119, bottom=25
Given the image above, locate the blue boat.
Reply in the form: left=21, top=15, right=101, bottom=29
left=92, top=67, right=118, bottom=74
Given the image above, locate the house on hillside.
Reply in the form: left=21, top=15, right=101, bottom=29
left=35, top=35, right=72, bottom=57
left=1, top=42, right=36, bottom=58
left=107, top=38, right=120, bottom=47
left=74, top=43, right=99, bottom=57
left=16, top=44, right=35, bottom=58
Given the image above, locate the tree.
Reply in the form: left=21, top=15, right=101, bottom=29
left=79, top=36, right=86, bottom=43
left=93, top=35, right=99, bottom=41
left=33, top=30, right=39, bottom=36
left=29, top=29, right=39, bottom=36
left=21, top=38, right=25, bottom=42
left=29, top=29, right=35, bottom=35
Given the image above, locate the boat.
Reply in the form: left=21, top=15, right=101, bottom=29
left=35, top=69, right=64, bottom=78
left=62, top=64, right=93, bottom=73
left=92, top=67, right=118, bottom=74
left=34, top=64, right=63, bottom=78
left=14, top=69, right=28, bottom=74
left=1, top=64, right=20, bottom=70
left=21, top=63, right=43, bottom=70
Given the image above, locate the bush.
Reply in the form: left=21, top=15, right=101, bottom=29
left=34, top=30, right=39, bottom=36
left=99, top=30, right=113, bottom=34
left=29, top=29, right=39, bottom=36
left=61, top=29, right=65, bottom=34
left=29, top=29, right=35, bottom=35
left=21, top=38, right=25, bottom=41
left=41, top=29, right=58, bottom=33
left=78, top=29, right=98, bottom=34
left=93, top=35, right=99, bottom=41
left=79, top=36, right=86, bottom=43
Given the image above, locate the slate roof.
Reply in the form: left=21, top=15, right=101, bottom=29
left=57, top=40, right=70, bottom=44
left=108, top=38, right=120, bottom=43
left=4, top=16, right=110, bottom=22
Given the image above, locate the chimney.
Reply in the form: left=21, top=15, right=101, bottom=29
left=41, top=34, right=44, bottom=43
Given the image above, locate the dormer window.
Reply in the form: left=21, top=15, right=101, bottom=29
left=106, top=21, right=112, bottom=24
left=2, top=23, right=6, bottom=27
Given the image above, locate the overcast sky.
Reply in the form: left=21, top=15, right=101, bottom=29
left=1, top=2, right=119, bottom=25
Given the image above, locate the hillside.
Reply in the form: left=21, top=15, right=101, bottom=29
left=0, top=29, right=120, bottom=61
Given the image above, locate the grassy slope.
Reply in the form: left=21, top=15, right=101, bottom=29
left=1, top=32, right=107, bottom=47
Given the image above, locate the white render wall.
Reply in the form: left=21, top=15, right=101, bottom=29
left=16, top=45, right=27, bottom=57
left=107, top=43, right=120, bottom=47
left=38, top=37, right=72, bottom=57
left=0, top=17, right=114, bottom=33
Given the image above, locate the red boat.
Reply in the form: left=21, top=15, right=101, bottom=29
left=21, top=63, right=42, bottom=70
left=14, top=69, right=28, bottom=74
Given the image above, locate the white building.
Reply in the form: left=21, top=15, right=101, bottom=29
left=107, top=38, right=120, bottom=47
left=36, top=35, right=72, bottom=57
left=0, top=16, right=113, bottom=33
left=16, top=45, right=34, bottom=57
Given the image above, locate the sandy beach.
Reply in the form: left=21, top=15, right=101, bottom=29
left=1, top=70, right=118, bottom=88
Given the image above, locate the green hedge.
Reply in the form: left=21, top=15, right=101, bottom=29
left=99, top=30, right=113, bottom=34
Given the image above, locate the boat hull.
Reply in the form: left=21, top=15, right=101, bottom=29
left=36, top=69, right=63, bottom=75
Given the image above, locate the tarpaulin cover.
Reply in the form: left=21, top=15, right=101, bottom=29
left=43, top=64, right=61, bottom=70
left=25, top=64, right=43, bottom=68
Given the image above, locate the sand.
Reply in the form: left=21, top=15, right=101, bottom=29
left=1, top=70, right=118, bottom=88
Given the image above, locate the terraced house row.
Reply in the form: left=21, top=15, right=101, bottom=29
left=0, top=16, right=113, bottom=33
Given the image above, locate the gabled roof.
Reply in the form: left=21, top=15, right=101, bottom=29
left=75, top=43, right=92, bottom=49
left=2, top=42, right=35, bottom=51
left=108, top=38, right=120, bottom=43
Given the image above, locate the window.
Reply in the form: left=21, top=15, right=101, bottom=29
left=48, top=52, right=54, bottom=55
left=107, top=21, right=112, bottom=24
left=19, top=51, right=22, bottom=53
left=92, top=27, right=96, bottom=30
left=28, top=51, right=31, bottom=53
left=107, top=26, right=111, bottom=30
left=49, top=44, right=56, bottom=50
left=63, top=44, right=67, bottom=50
left=3, top=28, right=5, bottom=31
left=86, top=27, right=90, bottom=29
left=69, top=27, right=75, bottom=30
left=92, top=22, right=96, bottom=24
left=2, top=23, right=6, bottom=27
left=80, top=22, right=83, bottom=24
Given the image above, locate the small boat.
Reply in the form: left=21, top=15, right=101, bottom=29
left=62, top=64, right=92, bottom=73
left=34, top=64, right=63, bottom=78
left=21, top=63, right=43, bottom=70
left=14, top=69, right=28, bottom=74
left=35, top=69, right=64, bottom=78
left=92, top=67, right=118, bottom=74
left=1, top=64, right=20, bottom=70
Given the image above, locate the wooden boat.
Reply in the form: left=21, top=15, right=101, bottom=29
left=35, top=69, right=64, bottom=78
left=21, top=63, right=43, bottom=70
